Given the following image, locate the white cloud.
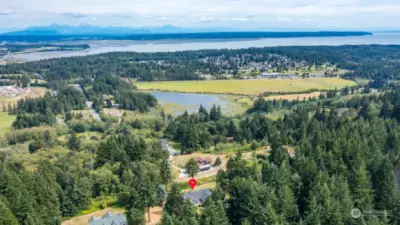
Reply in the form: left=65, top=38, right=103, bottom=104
left=222, top=17, right=249, bottom=21
left=0, top=0, right=399, bottom=29
left=0, top=11, right=15, bottom=15
left=61, top=12, right=88, bottom=19
left=200, top=17, right=217, bottom=21
left=277, top=17, right=293, bottom=22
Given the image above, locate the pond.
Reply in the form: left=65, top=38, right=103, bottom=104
left=149, top=91, right=248, bottom=116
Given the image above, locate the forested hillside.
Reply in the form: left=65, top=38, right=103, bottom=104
left=1, top=45, right=400, bottom=82
left=1, top=45, right=400, bottom=225
left=2, top=88, right=400, bottom=224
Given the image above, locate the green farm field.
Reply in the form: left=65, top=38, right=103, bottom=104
left=136, top=78, right=356, bottom=95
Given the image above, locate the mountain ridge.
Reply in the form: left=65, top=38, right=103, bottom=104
left=1, top=24, right=230, bottom=36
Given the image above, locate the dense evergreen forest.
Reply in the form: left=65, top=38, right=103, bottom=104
left=1, top=45, right=400, bottom=225
left=2, top=88, right=400, bottom=224
left=1, top=45, right=400, bottom=83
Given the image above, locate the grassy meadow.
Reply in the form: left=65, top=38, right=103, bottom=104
left=136, top=78, right=356, bottom=95
left=0, top=112, right=16, bottom=136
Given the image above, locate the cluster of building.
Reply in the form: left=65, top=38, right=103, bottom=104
left=0, top=86, right=30, bottom=97
left=257, top=73, right=299, bottom=80
left=196, top=157, right=212, bottom=172
left=88, top=189, right=212, bottom=225
left=88, top=189, right=213, bottom=225
left=88, top=139, right=216, bottom=225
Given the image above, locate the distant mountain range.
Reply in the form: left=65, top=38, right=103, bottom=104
left=0, top=24, right=373, bottom=42
left=1, top=24, right=228, bottom=36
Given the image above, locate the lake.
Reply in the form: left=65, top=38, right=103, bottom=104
left=150, top=91, right=248, bottom=116
left=5, top=32, right=400, bottom=62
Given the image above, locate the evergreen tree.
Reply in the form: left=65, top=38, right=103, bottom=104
left=185, top=158, right=200, bottom=178
left=127, top=207, right=146, bottom=225
left=160, top=212, right=175, bottom=225
left=160, top=159, right=172, bottom=190
left=213, top=157, right=222, bottom=167
left=67, top=132, right=81, bottom=151
left=278, top=185, right=299, bottom=223
left=200, top=199, right=229, bottom=225
left=0, top=200, right=19, bottom=225
left=165, top=184, right=185, bottom=218
left=352, top=161, right=373, bottom=211
left=227, top=120, right=237, bottom=137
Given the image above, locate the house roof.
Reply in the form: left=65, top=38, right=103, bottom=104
left=88, top=212, right=127, bottom=225
left=199, top=164, right=211, bottom=170
left=183, top=189, right=212, bottom=205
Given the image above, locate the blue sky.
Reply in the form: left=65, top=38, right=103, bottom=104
left=0, top=0, right=399, bottom=31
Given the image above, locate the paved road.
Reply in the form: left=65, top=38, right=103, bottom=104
left=70, top=84, right=101, bottom=121
left=86, top=101, right=101, bottom=121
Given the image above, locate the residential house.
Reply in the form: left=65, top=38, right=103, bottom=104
left=88, top=212, right=128, bottom=225
left=183, top=189, right=212, bottom=206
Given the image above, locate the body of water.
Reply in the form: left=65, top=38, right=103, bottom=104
left=5, top=33, right=400, bottom=62
left=150, top=91, right=246, bottom=116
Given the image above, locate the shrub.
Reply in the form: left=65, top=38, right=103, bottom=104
left=256, top=154, right=268, bottom=160
left=213, top=157, right=222, bottom=167
left=116, top=192, right=130, bottom=207
left=250, top=140, right=258, bottom=150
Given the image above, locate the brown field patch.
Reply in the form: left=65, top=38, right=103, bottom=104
left=103, top=108, right=123, bottom=117
left=0, top=87, right=47, bottom=111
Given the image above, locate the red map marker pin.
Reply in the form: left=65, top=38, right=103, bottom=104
left=189, top=178, right=197, bottom=189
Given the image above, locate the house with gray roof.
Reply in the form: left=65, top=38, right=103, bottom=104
left=88, top=212, right=127, bottom=225
left=183, top=189, right=212, bottom=206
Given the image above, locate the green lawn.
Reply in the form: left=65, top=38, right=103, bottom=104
left=136, top=78, right=356, bottom=96
left=0, top=112, right=15, bottom=137
left=178, top=175, right=217, bottom=190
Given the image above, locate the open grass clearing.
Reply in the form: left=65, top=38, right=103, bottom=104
left=0, top=112, right=16, bottom=136
left=71, top=110, right=93, bottom=120
left=136, top=78, right=356, bottom=96
left=179, top=175, right=217, bottom=191
left=31, top=79, right=47, bottom=84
